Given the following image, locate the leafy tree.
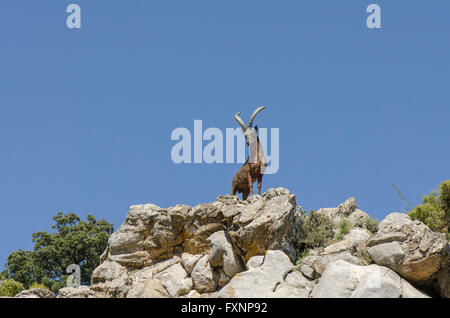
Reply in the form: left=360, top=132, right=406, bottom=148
left=4, top=250, right=40, bottom=289
left=0, top=279, right=24, bottom=297
left=3, top=212, right=113, bottom=292
left=0, top=269, right=9, bottom=280
left=408, top=180, right=450, bottom=240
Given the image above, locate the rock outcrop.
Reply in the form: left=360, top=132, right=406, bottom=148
left=15, top=288, right=55, bottom=298
left=88, top=188, right=301, bottom=298
left=55, top=188, right=448, bottom=298
left=367, top=212, right=448, bottom=293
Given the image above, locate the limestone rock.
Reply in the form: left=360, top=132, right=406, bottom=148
left=368, top=212, right=448, bottom=283
left=106, top=203, right=187, bottom=268
left=311, top=260, right=429, bottom=298
left=182, top=202, right=229, bottom=255
left=368, top=242, right=406, bottom=268
left=347, top=209, right=371, bottom=227
left=367, top=232, right=407, bottom=248
left=378, top=213, right=412, bottom=234
left=299, top=237, right=366, bottom=280
left=154, top=262, right=193, bottom=297
left=128, top=256, right=193, bottom=297
left=273, top=271, right=315, bottom=298
left=129, top=256, right=182, bottom=285
left=312, top=251, right=362, bottom=276
left=317, top=198, right=370, bottom=228
left=109, top=251, right=152, bottom=268
left=126, top=279, right=168, bottom=298
left=57, top=286, right=91, bottom=298
left=229, top=190, right=299, bottom=263
left=300, top=263, right=315, bottom=280
left=108, top=231, right=144, bottom=255
left=181, top=253, right=202, bottom=275
left=87, top=188, right=446, bottom=298
left=216, top=268, right=231, bottom=288
left=90, top=261, right=131, bottom=298
left=218, top=250, right=294, bottom=298
left=323, top=228, right=371, bottom=255
left=191, top=255, right=218, bottom=293
left=15, top=288, right=55, bottom=298
left=184, top=290, right=201, bottom=298
left=207, top=230, right=244, bottom=277
left=337, top=197, right=358, bottom=216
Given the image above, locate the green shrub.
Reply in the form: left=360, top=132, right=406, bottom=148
left=298, top=210, right=335, bottom=250
left=364, top=217, right=379, bottom=234
left=335, top=220, right=352, bottom=241
left=408, top=180, right=450, bottom=239
left=293, top=249, right=310, bottom=271
left=0, top=279, right=24, bottom=297
left=29, top=282, right=50, bottom=290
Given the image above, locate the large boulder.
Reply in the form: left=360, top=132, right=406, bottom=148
left=311, top=260, right=429, bottom=298
left=181, top=253, right=202, bottom=275
left=316, top=198, right=371, bottom=228
left=191, top=255, right=218, bottom=293
left=90, top=260, right=131, bottom=298
left=368, top=242, right=406, bottom=268
left=207, top=231, right=245, bottom=278
left=218, top=250, right=311, bottom=298
left=127, top=256, right=193, bottom=297
left=107, top=204, right=187, bottom=267
left=368, top=213, right=448, bottom=284
left=154, top=262, right=193, bottom=297
left=228, top=188, right=300, bottom=263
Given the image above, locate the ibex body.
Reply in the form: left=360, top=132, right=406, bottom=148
left=231, top=107, right=268, bottom=200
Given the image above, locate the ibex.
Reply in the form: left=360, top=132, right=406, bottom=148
left=231, top=107, right=268, bottom=200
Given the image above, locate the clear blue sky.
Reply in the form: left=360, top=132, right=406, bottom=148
left=1, top=1, right=449, bottom=268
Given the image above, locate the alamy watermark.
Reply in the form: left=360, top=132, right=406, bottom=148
left=66, top=264, right=81, bottom=288
left=64, top=4, right=382, bottom=30
left=170, top=120, right=280, bottom=174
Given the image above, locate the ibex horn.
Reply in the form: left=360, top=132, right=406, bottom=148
left=248, top=106, right=266, bottom=128
left=234, top=112, right=247, bottom=131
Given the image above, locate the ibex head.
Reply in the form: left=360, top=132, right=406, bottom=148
left=233, top=106, right=266, bottom=146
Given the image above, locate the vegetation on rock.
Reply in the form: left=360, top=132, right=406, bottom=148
left=408, top=180, right=450, bottom=240
left=363, top=217, right=379, bottom=234
left=336, top=220, right=353, bottom=241
left=297, top=210, right=335, bottom=250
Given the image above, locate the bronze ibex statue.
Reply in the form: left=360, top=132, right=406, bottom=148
left=231, top=107, right=268, bottom=200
